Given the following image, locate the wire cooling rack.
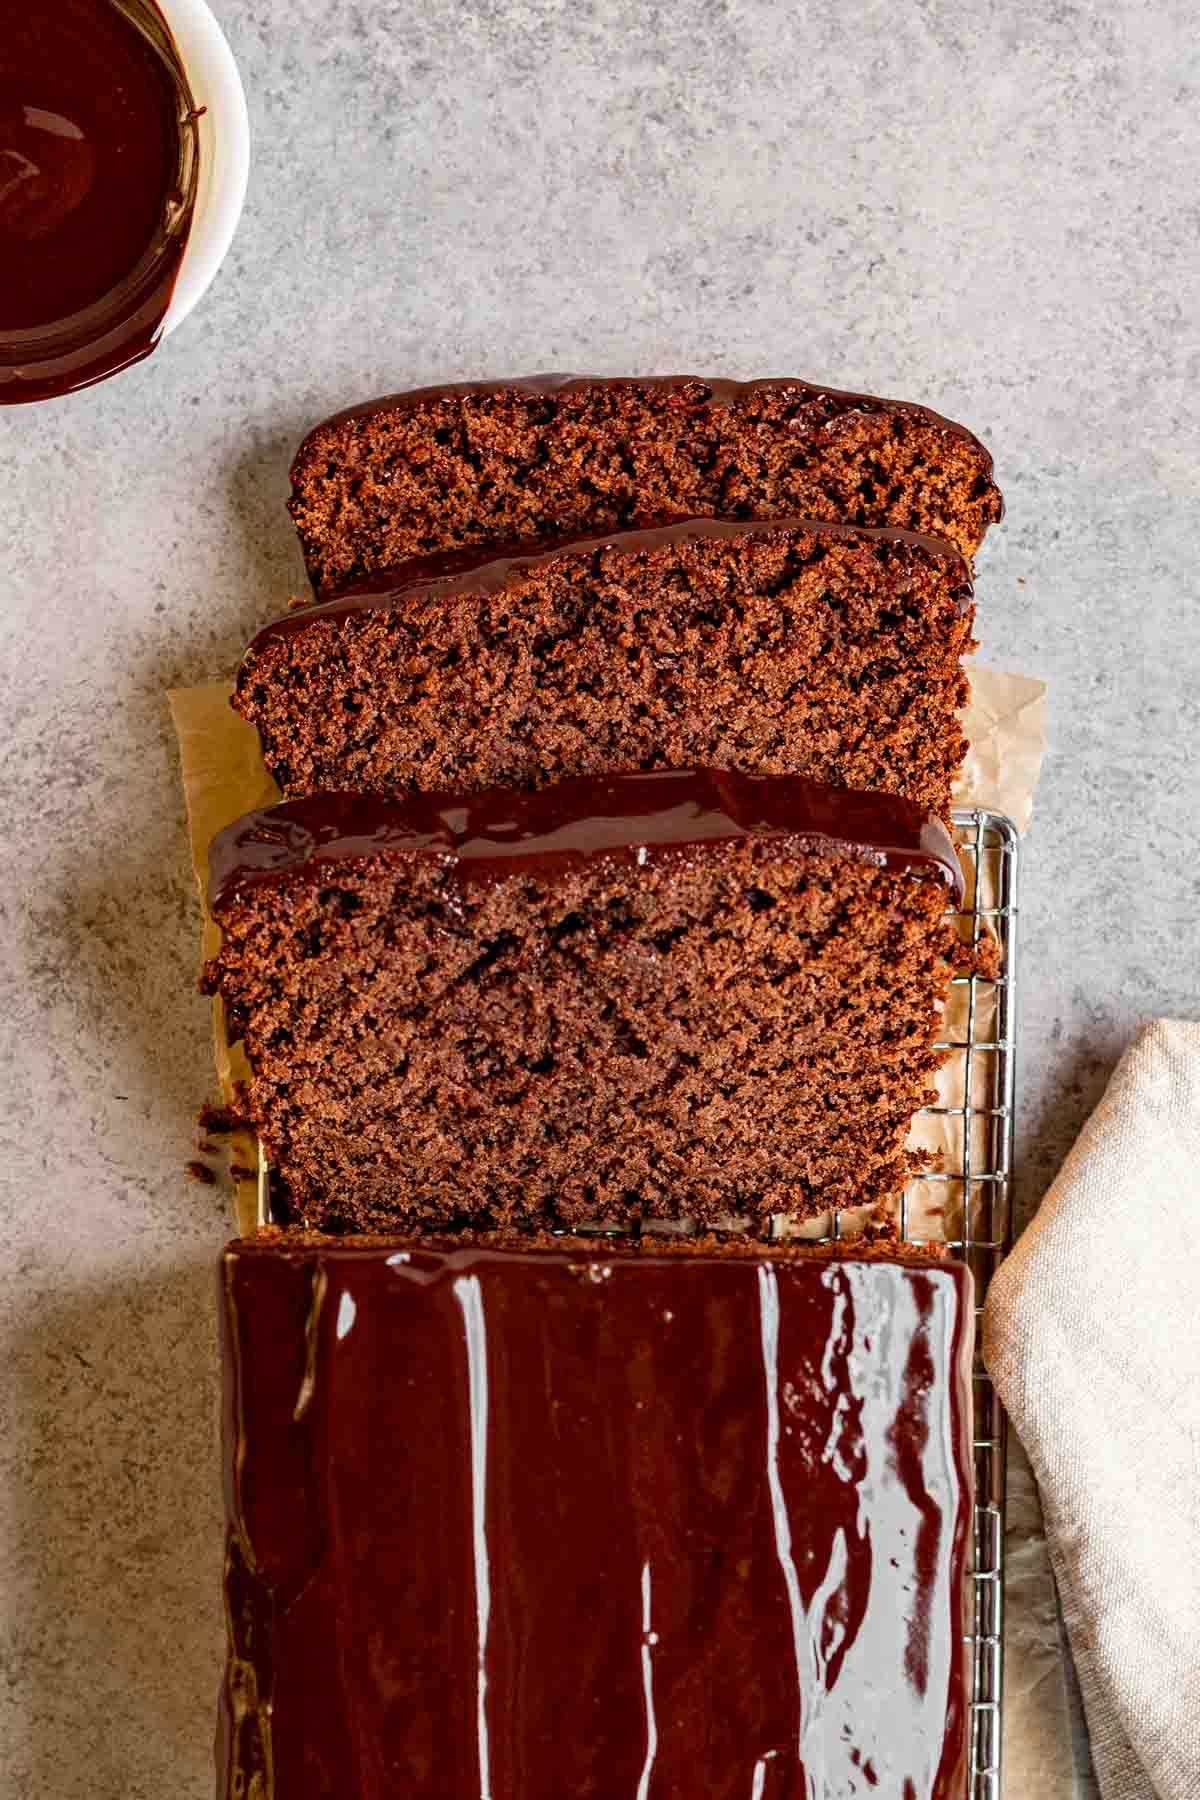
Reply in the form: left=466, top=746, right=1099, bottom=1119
left=768, top=804, right=1017, bottom=1798
left=912, top=805, right=1018, bottom=1800
left=255, top=805, right=1019, bottom=1799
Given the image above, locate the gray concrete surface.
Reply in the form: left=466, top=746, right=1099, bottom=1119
left=2, top=1, right=1196, bottom=1794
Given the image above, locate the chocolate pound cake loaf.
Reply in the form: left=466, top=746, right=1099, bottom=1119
left=202, top=769, right=963, bottom=1234
left=236, top=517, right=975, bottom=817
left=289, top=373, right=1002, bottom=595
left=220, top=1230, right=973, bottom=1799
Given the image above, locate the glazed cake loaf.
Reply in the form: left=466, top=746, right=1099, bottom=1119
left=235, top=517, right=975, bottom=818
left=288, top=373, right=1003, bottom=595
left=201, top=769, right=963, bottom=1234
left=220, top=1231, right=973, bottom=1799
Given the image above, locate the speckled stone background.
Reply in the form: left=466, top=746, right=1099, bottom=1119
left=1, top=2, right=1196, bottom=1795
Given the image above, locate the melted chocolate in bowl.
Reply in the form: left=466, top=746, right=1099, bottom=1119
left=0, top=0, right=199, bottom=402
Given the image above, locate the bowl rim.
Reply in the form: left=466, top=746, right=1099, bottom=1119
left=156, top=0, right=250, bottom=336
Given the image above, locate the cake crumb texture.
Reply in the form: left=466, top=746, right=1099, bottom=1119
left=237, top=520, right=975, bottom=817
left=203, top=828, right=958, bottom=1234
left=289, top=376, right=1002, bottom=594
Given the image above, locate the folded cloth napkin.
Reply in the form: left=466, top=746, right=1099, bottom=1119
left=984, top=1019, right=1200, bottom=1800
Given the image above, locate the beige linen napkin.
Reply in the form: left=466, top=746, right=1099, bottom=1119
left=984, top=1019, right=1200, bottom=1800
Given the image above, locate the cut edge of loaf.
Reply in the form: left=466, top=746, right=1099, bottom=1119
left=234, top=516, right=976, bottom=819
left=228, top=1219, right=956, bottom=1266
left=201, top=774, right=962, bottom=1235
left=288, top=372, right=1003, bottom=594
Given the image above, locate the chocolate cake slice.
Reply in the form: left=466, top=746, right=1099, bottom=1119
left=201, top=769, right=962, bottom=1234
left=235, top=517, right=975, bottom=818
left=289, top=373, right=1002, bottom=596
left=220, top=1231, right=973, bottom=1799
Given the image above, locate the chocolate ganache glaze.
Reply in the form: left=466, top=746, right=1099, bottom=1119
left=250, top=513, right=975, bottom=641
left=207, top=766, right=965, bottom=914
left=219, top=1236, right=973, bottom=1799
left=0, top=0, right=198, bottom=402
left=297, top=370, right=1000, bottom=465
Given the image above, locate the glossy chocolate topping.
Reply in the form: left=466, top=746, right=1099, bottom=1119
left=295, top=370, right=999, bottom=478
left=249, top=514, right=974, bottom=647
left=207, top=767, right=965, bottom=914
left=219, top=1238, right=973, bottom=1799
left=0, top=0, right=198, bottom=403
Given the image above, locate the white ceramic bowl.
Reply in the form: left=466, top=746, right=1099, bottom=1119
left=158, top=0, right=250, bottom=337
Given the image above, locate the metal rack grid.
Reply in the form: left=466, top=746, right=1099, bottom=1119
left=774, top=804, right=1017, bottom=1798
left=916, top=805, right=1018, bottom=1800
left=256, top=804, right=1019, bottom=1798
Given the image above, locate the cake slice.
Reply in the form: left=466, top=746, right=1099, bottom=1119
left=201, top=769, right=962, bottom=1234
left=289, top=373, right=1002, bottom=596
left=235, top=516, right=975, bottom=818
left=219, top=1230, right=973, bottom=1799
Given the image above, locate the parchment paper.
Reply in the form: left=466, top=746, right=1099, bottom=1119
left=170, top=661, right=1070, bottom=1794
left=168, top=683, right=274, bottom=1239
